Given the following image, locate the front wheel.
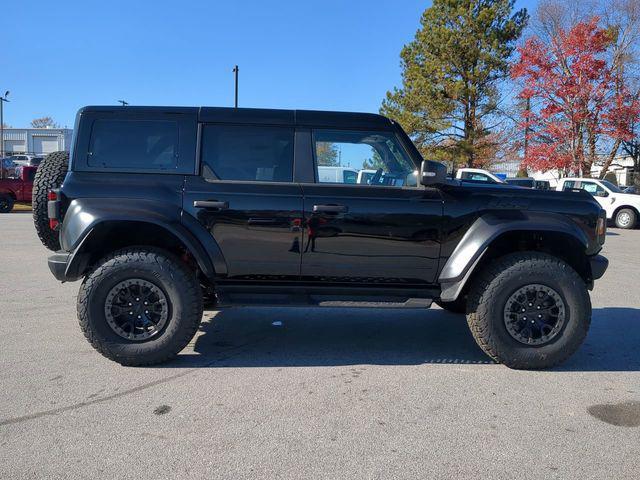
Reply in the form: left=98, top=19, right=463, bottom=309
left=77, top=248, right=203, bottom=366
left=466, top=252, right=591, bottom=369
left=615, top=208, right=637, bottom=229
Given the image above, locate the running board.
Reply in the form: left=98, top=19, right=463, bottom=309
left=215, top=285, right=435, bottom=309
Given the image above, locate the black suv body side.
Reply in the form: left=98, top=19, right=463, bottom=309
left=42, top=106, right=607, bottom=368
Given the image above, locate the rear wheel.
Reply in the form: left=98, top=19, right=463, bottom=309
left=77, top=248, right=203, bottom=366
left=32, top=151, right=69, bottom=250
left=466, top=252, right=591, bottom=369
left=0, top=194, right=14, bottom=213
left=615, top=208, right=637, bottom=229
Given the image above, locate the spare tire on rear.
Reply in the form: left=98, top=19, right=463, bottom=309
left=32, top=151, right=69, bottom=251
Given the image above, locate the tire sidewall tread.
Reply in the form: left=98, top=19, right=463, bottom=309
left=77, top=248, right=203, bottom=366
left=32, top=151, right=69, bottom=250
left=466, top=252, right=591, bottom=369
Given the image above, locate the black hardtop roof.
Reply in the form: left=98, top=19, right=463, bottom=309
left=78, top=106, right=395, bottom=130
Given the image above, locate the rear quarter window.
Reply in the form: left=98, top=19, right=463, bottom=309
left=88, top=119, right=178, bottom=170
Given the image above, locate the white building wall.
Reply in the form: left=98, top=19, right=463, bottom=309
left=1, top=128, right=73, bottom=155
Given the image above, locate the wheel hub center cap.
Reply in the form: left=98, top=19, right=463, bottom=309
left=104, top=279, right=169, bottom=341
left=503, top=284, right=566, bottom=346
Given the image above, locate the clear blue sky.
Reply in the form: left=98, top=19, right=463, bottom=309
left=3, top=0, right=536, bottom=128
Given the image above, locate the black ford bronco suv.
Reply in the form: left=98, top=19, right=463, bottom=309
left=32, top=106, right=608, bottom=369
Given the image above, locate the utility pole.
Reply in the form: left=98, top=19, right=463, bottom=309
left=117, top=100, right=129, bottom=107
left=0, top=91, right=9, bottom=160
left=233, top=65, right=239, bottom=108
left=0, top=91, right=8, bottom=180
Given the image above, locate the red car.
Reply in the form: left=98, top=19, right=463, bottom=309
left=0, top=165, right=36, bottom=213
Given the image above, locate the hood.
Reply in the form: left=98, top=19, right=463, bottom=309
left=613, top=192, right=640, bottom=204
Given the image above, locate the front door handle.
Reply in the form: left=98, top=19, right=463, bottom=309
left=193, top=200, right=229, bottom=210
left=313, top=204, right=348, bottom=213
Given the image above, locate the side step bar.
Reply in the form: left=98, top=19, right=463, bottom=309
left=214, top=284, right=436, bottom=309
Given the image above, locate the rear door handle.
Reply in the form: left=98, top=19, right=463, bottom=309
left=313, top=204, right=348, bottom=213
left=193, top=200, right=229, bottom=210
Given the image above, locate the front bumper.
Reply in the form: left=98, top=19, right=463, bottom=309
left=590, top=254, right=608, bottom=280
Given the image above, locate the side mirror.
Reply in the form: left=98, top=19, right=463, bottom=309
left=420, top=160, right=447, bottom=186
left=596, top=190, right=608, bottom=198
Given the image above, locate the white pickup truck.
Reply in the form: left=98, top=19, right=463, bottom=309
left=455, top=168, right=505, bottom=184
left=556, top=177, right=640, bottom=229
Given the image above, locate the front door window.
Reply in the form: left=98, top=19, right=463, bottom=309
left=313, top=130, right=417, bottom=187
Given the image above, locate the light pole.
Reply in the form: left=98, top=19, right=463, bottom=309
left=0, top=91, right=9, bottom=159
left=233, top=65, right=239, bottom=108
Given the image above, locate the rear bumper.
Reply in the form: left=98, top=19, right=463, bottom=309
left=48, top=252, right=71, bottom=282
left=590, top=254, right=608, bottom=280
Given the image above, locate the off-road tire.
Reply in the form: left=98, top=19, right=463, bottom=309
left=466, top=252, right=591, bottom=369
left=614, top=208, right=637, bottom=229
left=0, top=194, right=14, bottom=213
left=32, top=151, right=69, bottom=250
left=77, top=248, right=203, bottom=366
left=435, top=296, right=467, bottom=314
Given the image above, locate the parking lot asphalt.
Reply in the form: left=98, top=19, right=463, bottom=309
left=1, top=213, right=639, bottom=479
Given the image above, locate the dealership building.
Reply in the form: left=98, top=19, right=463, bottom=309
left=1, top=128, right=73, bottom=156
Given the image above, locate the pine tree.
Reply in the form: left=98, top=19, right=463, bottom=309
left=382, top=0, right=528, bottom=167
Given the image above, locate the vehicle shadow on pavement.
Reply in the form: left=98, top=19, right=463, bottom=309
left=556, top=307, right=640, bottom=372
left=163, top=307, right=640, bottom=371
left=174, top=307, right=494, bottom=368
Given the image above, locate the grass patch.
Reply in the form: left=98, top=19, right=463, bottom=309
left=13, top=203, right=32, bottom=212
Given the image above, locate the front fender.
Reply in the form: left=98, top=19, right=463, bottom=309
left=438, top=212, right=590, bottom=301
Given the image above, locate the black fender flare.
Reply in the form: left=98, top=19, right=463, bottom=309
left=60, top=198, right=227, bottom=280
left=438, top=212, right=590, bottom=302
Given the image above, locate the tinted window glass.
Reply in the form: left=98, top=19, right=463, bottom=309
left=313, top=129, right=417, bottom=187
left=201, top=125, right=294, bottom=182
left=506, top=178, right=533, bottom=187
left=562, top=180, right=576, bottom=191
left=88, top=120, right=178, bottom=170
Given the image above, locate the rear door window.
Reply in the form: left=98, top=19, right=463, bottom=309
left=88, top=120, right=178, bottom=170
left=200, top=125, right=294, bottom=182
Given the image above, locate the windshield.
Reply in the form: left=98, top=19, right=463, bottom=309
left=601, top=180, right=623, bottom=193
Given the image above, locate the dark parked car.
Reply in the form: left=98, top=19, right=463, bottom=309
left=34, top=106, right=608, bottom=369
left=505, top=177, right=551, bottom=190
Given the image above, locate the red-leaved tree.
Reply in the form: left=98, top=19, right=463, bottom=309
left=512, top=17, right=640, bottom=174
